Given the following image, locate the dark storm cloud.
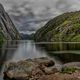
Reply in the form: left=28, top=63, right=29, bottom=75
left=1, top=0, right=80, bottom=15
left=0, top=0, right=80, bottom=32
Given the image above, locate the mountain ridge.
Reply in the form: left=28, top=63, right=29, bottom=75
left=0, top=3, right=21, bottom=45
left=34, top=11, right=80, bottom=50
left=35, top=11, right=80, bottom=42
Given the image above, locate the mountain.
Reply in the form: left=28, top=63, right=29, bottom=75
left=34, top=11, right=80, bottom=50
left=0, top=4, right=21, bottom=45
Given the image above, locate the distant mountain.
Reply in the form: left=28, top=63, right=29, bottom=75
left=0, top=4, right=21, bottom=45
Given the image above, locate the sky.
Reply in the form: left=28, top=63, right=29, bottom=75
left=1, top=0, right=80, bottom=33
left=1, top=0, right=80, bottom=12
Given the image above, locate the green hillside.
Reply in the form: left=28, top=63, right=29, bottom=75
left=35, top=11, right=80, bottom=50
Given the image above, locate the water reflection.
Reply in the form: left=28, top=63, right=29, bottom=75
left=0, top=40, right=47, bottom=73
left=0, top=41, right=18, bottom=72
left=40, top=42, right=80, bottom=51
left=11, top=40, right=47, bottom=61
left=0, top=41, right=80, bottom=78
left=40, top=42, right=80, bottom=63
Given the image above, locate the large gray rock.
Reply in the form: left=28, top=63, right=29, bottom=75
left=3, top=58, right=80, bottom=80
left=3, top=57, right=57, bottom=80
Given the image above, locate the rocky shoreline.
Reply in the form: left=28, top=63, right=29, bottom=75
left=3, top=57, right=80, bottom=80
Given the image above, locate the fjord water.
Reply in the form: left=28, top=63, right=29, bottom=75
left=0, top=41, right=80, bottom=80
left=0, top=40, right=47, bottom=80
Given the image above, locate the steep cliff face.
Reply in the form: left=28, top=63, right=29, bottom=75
left=0, top=4, right=21, bottom=45
left=35, top=11, right=80, bottom=42
left=34, top=11, right=80, bottom=50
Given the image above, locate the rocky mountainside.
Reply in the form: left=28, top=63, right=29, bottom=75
left=0, top=4, right=21, bottom=45
left=35, top=11, right=80, bottom=42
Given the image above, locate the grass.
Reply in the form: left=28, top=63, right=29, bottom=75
left=61, top=67, right=80, bottom=74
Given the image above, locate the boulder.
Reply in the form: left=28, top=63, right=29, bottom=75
left=3, top=57, right=56, bottom=80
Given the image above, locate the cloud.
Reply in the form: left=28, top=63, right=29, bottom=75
left=1, top=0, right=80, bottom=33
left=1, top=0, right=80, bottom=15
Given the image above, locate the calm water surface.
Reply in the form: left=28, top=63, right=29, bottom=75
left=0, top=40, right=80, bottom=80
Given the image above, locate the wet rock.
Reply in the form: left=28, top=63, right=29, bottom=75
left=63, top=62, right=80, bottom=69
left=3, top=57, right=56, bottom=80
left=3, top=58, right=80, bottom=80
left=38, top=72, right=80, bottom=80
left=61, top=62, right=80, bottom=74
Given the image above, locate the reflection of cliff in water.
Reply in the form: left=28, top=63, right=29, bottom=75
left=0, top=41, right=18, bottom=72
left=47, top=52, right=80, bottom=63
left=38, top=42, right=80, bottom=63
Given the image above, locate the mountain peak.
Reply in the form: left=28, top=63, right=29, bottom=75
left=0, top=3, right=21, bottom=46
left=0, top=3, right=5, bottom=13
